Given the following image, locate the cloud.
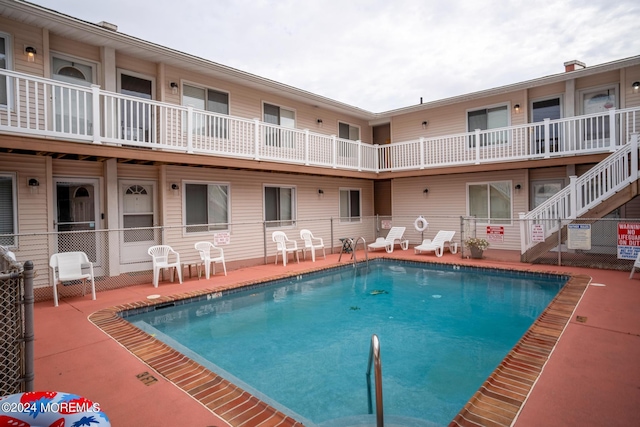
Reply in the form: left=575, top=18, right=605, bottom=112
left=30, top=0, right=640, bottom=111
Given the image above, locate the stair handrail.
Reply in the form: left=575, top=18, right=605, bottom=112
left=352, top=237, right=369, bottom=267
left=366, top=334, right=384, bottom=426
left=520, top=133, right=639, bottom=253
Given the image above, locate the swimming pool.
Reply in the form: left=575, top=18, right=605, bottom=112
left=126, top=260, right=567, bottom=426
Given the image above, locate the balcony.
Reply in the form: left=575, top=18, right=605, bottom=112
left=1, top=69, right=639, bottom=172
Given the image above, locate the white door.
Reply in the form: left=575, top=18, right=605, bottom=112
left=54, top=177, right=104, bottom=274
left=119, top=181, right=159, bottom=270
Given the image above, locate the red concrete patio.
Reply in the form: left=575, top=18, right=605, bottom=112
left=30, top=248, right=640, bottom=426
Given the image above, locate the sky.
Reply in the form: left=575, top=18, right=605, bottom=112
left=28, top=0, right=640, bottom=112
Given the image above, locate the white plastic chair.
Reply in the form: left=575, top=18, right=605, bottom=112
left=148, top=245, right=183, bottom=287
left=272, top=231, right=300, bottom=266
left=49, top=251, right=96, bottom=307
left=629, top=251, right=640, bottom=279
left=300, top=229, right=326, bottom=262
left=195, top=241, right=227, bottom=279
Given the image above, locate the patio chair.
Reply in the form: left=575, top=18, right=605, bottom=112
left=414, top=230, right=457, bottom=257
left=300, top=229, right=326, bottom=262
left=49, top=251, right=96, bottom=307
left=629, top=251, right=640, bottom=279
left=148, top=245, right=183, bottom=287
left=272, top=231, right=300, bottom=266
left=195, top=241, right=227, bottom=279
left=367, top=226, right=409, bottom=253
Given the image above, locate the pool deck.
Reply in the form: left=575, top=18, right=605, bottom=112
left=28, top=248, right=640, bottom=426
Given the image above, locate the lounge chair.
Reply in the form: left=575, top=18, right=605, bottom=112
left=368, top=226, right=409, bottom=253
left=272, top=231, right=300, bottom=266
left=414, top=230, right=457, bottom=257
left=300, top=229, right=326, bottom=262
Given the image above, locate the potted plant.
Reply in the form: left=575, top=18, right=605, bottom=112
left=464, top=237, right=489, bottom=259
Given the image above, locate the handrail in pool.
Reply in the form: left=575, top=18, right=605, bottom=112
left=366, top=333, right=384, bottom=426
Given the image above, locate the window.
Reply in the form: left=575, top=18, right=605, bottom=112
left=0, top=173, right=16, bottom=246
left=264, top=186, right=295, bottom=227
left=51, top=54, right=96, bottom=135
left=339, top=122, right=360, bottom=141
left=184, top=183, right=229, bottom=232
left=0, top=33, right=11, bottom=107
left=182, top=84, right=229, bottom=138
left=468, top=182, right=511, bottom=225
left=467, top=105, right=508, bottom=147
left=530, top=180, right=564, bottom=209
left=340, top=189, right=361, bottom=222
left=264, top=103, right=295, bottom=147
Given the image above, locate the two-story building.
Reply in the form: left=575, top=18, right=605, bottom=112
left=1, top=0, right=639, bottom=298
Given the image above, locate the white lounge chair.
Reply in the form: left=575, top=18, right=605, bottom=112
left=414, top=230, right=457, bottom=257
left=272, top=231, right=300, bottom=266
left=49, top=251, right=96, bottom=307
left=300, top=229, right=326, bottom=262
left=368, top=226, right=409, bottom=253
left=195, top=241, right=227, bottom=279
left=630, top=251, right=640, bottom=278
left=148, top=245, right=183, bottom=287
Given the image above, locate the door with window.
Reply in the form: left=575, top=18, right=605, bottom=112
left=467, top=105, right=508, bottom=147
left=54, top=178, right=103, bottom=274
left=580, top=86, right=617, bottom=146
left=118, top=71, right=154, bottom=142
left=182, top=84, right=229, bottom=140
left=51, top=56, right=96, bottom=135
left=531, top=97, right=562, bottom=154
left=120, top=181, right=157, bottom=270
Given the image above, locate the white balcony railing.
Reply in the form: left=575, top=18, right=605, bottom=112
left=1, top=69, right=640, bottom=173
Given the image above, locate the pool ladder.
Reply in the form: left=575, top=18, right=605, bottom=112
left=366, top=334, right=384, bottom=426
left=338, top=237, right=369, bottom=267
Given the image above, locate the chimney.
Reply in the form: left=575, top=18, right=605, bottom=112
left=97, top=21, right=118, bottom=31
left=564, top=60, right=586, bottom=72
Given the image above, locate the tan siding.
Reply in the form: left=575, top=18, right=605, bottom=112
left=391, top=170, right=528, bottom=250
left=575, top=70, right=619, bottom=91
left=116, top=52, right=156, bottom=77
left=0, top=16, right=44, bottom=75
left=49, top=33, right=101, bottom=62
left=117, top=163, right=159, bottom=180
left=529, top=166, right=567, bottom=181
left=391, top=93, right=525, bottom=143
left=162, top=166, right=373, bottom=263
left=0, top=154, right=50, bottom=287
left=52, top=159, right=104, bottom=177
left=528, top=82, right=565, bottom=103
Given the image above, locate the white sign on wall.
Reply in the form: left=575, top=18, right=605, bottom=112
left=567, top=224, right=591, bottom=250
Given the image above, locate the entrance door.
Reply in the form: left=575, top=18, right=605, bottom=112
left=119, top=181, right=159, bottom=271
left=531, top=97, right=562, bottom=154
left=54, top=178, right=103, bottom=273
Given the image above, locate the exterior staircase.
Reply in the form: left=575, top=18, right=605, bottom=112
left=520, top=134, right=640, bottom=262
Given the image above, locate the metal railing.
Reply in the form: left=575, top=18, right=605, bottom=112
left=366, top=334, right=384, bottom=427
left=2, top=69, right=640, bottom=174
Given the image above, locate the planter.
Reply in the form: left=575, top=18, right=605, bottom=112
left=469, top=246, right=484, bottom=259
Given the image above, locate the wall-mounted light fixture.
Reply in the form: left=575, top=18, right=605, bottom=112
left=316, top=119, right=323, bottom=127
left=421, top=120, right=428, bottom=129
left=171, top=183, right=179, bottom=191
left=25, top=46, right=36, bottom=63
left=514, top=104, right=521, bottom=113
left=633, top=81, right=640, bottom=91
left=170, top=82, right=179, bottom=95
left=317, top=189, right=324, bottom=198
left=423, top=188, right=429, bottom=195
left=28, top=178, right=39, bottom=187
left=515, top=184, right=522, bottom=191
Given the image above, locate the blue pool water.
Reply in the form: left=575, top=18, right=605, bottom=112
left=128, top=260, right=566, bottom=426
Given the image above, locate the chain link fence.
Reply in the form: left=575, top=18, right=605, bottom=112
left=0, top=246, right=35, bottom=395
left=2, top=215, right=635, bottom=306
left=462, top=216, right=638, bottom=271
